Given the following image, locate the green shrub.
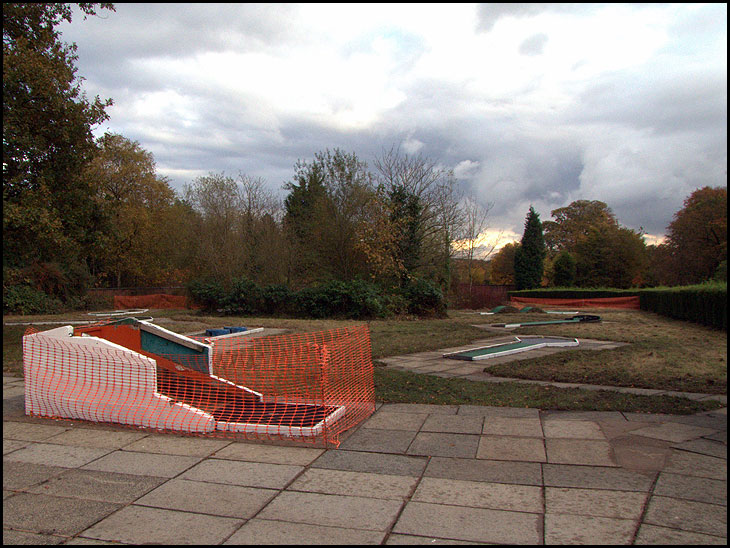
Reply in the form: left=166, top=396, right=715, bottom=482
left=261, top=284, right=292, bottom=315
left=187, top=278, right=226, bottom=311
left=401, top=278, right=446, bottom=317
left=3, top=285, right=63, bottom=315
left=223, top=277, right=264, bottom=315
left=291, top=280, right=386, bottom=319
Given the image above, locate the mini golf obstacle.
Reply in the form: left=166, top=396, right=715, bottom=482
left=490, top=314, right=601, bottom=329
left=443, top=336, right=579, bottom=361
left=23, top=318, right=375, bottom=446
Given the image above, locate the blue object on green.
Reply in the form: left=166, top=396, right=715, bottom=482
left=206, top=328, right=230, bottom=337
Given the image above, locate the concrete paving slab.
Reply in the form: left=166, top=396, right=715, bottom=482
left=477, top=435, right=547, bottom=462
left=3, top=461, right=69, bottom=491
left=213, top=441, right=324, bottom=465
left=81, top=449, right=202, bottom=478
left=4, top=442, right=113, bottom=468
left=544, top=513, right=636, bottom=544
left=634, top=523, right=727, bottom=545
left=360, top=411, right=428, bottom=431
left=542, top=419, right=606, bottom=440
left=457, top=405, right=540, bottom=418
left=338, top=427, right=417, bottom=453
left=545, top=438, right=617, bottom=466
left=378, top=403, right=458, bottom=415
left=257, top=490, right=404, bottom=531
left=288, top=468, right=418, bottom=500
left=78, top=504, right=243, bottom=545
left=134, top=478, right=277, bottom=518
left=704, top=430, right=727, bottom=443
left=3, top=421, right=70, bottom=442
left=2, top=385, right=25, bottom=398
left=595, top=417, right=654, bottom=439
left=25, top=469, right=166, bottom=504
left=543, top=410, right=627, bottom=422
left=180, top=458, right=303, bottom=489
left=629, top=422, right=720, bottom=443
left=671, top=437, right=727, bottom=459
left=425, top=456, right=543, bottom=485
left=311, top=450, right=428, bottom=477
left=3, top=438, right=28, bottom=455
left=385, top=533, right=480, bottom=544
left=545, top=486, right=647, bottom=520
left=2, top=530, right=66, bottom=545
left=481, top=416, right=543, bottom=437
left=653, top=471, right=727, bottom=506
left=3, top=492, right=121, bottom=536
left=63, top=538, right=118, bottom=545
left=662, top=449, right=727, bottom=480
left=406, top=432, right=480, bottom=458
left=412, top=476, right=542, bottom=513
left=40, top=427, right=148, bottom=449
left=542, top=463, right=655, bottom=492
left=420, top=414, right=484, bottom=434
left=393, top=501, right=541, bottom=544
left=610, top=435, right=673, bottom=472
left=225, top=518, right=386, bottom=545
left=643, top=495, right=727, bottom=537
left=121, top=433, right=232, bottom=456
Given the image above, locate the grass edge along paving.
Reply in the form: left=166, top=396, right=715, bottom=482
left=373, top=365, right=723, bottom=414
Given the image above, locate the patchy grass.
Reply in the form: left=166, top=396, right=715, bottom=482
left=374, top=367, right=722, bottom=414
left=3, top=307, right=726, bottom=414
left=480, top=309, right=726, bottom=395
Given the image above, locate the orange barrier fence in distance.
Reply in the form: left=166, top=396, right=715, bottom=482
left=510, top=296, right=641, bottom=310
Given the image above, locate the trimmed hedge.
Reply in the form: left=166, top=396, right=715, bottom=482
left=638, top=284, right=726, bottom=331
left=509, top=288, right=639, bottom=299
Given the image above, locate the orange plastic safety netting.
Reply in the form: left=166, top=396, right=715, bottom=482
left=22, top=321, right=375, bottom=446
left=510, top=296, right=640, bottom=309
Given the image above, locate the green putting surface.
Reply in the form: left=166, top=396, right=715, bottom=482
left=491, top=314, right=601, bottom=328
left=444, top=336, right=579, bottom=361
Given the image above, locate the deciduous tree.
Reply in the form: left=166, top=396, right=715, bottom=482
left=3, top=3, right=114, bottom=291
left=663, top=186, right=727, bottom=285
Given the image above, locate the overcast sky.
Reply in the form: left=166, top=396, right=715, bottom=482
left=58, top=3, right=727, bottom=248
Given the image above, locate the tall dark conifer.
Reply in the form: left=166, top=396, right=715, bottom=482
left=514, top=206, right=546, bottom=290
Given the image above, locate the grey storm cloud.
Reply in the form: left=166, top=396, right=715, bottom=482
left=59, top=3, right=726, bottom=243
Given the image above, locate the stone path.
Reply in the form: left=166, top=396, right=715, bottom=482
left=3, top=374, right=727, bottom=545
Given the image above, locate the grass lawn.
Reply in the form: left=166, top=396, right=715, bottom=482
left=3, top=307, right=726, bottom=414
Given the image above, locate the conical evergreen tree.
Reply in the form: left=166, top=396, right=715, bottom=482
left=514, top=206, right=546, bottom=290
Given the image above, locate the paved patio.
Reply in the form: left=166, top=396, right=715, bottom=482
left=3, top=369, right=727, bottom=544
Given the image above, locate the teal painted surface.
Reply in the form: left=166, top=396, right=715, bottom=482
left=140, top=330, right=209, bottom=373
left=454, top=340, right=536, bottom=359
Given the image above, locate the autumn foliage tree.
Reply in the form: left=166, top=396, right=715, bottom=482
left=661, top=186, right=727, bottom=285
left=3, top=3, right=114, bottom=297
left=84, top=133, right=178, bottom=287
left=489, top=243, right=519, bottom=285
left=542, top=199, right=649, bottom=288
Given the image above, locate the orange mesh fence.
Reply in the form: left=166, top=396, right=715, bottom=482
left=23, top=322, right=375, bottom=446
left=113, top=293, right=198, bottom=309
left=510, top=296, right=640, bottom=309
